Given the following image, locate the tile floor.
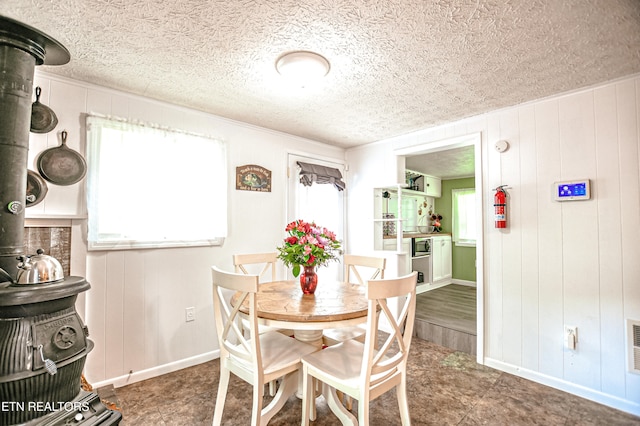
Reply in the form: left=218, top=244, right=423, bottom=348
left=106, top=337, right=639, bottom=425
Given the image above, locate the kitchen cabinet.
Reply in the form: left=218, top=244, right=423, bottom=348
left=431, top=235, right=452, bottom=284
left=406, top=169, right=441, bottom=198
left=424, top=175, right=441, bottom=198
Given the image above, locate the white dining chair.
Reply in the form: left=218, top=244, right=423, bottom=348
left=322, top=254, right=386, bottom=345
left=301, top=271, right=418, bottom=426
left=233, top=252, right=293, bottom=396
left=233, top=252, right=293, bottom=334
left=211, top=266, right=318, bottom=426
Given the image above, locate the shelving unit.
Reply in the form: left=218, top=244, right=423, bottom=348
left=372, top=169, right=448, bottom=294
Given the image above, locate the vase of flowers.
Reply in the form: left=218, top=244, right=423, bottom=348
left=431, top=213, right=443, bottom=232
left=277, top=219, right=342, bottom=294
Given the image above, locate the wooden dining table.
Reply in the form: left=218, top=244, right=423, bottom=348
left=230, top=279, right=369, bottom=348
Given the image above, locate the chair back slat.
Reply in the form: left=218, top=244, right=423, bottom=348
left=344, top=254, right=386, bottom=285
left=362, top=272, right=417, bottom=387
left=233, top=252, right=278, bottom=282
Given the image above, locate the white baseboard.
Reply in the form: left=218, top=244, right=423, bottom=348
left=484, top=358, right=640, bottom=417
left=452, top=279, right=476, bottom=287
left=91, top=350, right=220, bottom=390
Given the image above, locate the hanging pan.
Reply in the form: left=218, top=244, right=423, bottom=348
left=30, top=86, right=58, bottom=133
left=26, top=169, right=48, bottom=207
left=37, top=130, right=87, bottom=186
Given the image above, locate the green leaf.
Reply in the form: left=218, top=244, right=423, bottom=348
left=292, top=264, right=300, bottom=277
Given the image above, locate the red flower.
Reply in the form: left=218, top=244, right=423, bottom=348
left=307, top=254, right=315, bottom=265
left=286, top=236, right=298, bottom=245
left=285, top=220, right=298, bottom=232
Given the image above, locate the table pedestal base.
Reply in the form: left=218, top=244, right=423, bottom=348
left=293, top=329, right=324, bottom=349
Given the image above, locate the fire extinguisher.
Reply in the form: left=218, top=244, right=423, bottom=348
left=494, top=185, right=507, bottom=228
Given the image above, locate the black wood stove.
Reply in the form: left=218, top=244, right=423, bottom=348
left=0, top=16, right=121, bottom=425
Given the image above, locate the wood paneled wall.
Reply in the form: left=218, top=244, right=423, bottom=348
left=346, top=74, right=640, bottom=415
left=27, top=70, right=345, bottom=388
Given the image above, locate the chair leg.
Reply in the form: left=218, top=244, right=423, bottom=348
left=301, top=365, right=311, bottom=426
left=251, top=378, right=265, bottom=426
left=357, top=393, right=369, bottom=426
left=396, top=380, right=411, bottom=425
left=212, top=368, right=230, bottom=426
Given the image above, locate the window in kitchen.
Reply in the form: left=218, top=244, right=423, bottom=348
left=85, top=115, right=227, bottom=250
left=452, top=188, right=476, bottom=247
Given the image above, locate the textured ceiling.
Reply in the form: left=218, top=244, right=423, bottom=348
left=1, top=1, right=639, bottom=149
left=406, top=146, right=476, bottom=180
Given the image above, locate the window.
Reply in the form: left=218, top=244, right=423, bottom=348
left=85, top=115, right=227, bottom=250
left=452, top=188, right=476, bottom=247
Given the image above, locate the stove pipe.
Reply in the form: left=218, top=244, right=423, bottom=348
left=0, top=16, right=70, bottom=281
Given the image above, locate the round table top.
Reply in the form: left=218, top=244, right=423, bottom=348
left=231, top=279, right=369, bottom=324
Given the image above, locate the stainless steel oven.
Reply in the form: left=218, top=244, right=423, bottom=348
left=411, top=237, right=431, bottom=258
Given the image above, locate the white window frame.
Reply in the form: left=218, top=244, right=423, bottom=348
left=85, top=115, right=227, bottom=250
left=452, top=187, right=476, bottom=247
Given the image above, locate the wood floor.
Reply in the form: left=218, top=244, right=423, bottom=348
left=414, top=283, right=477, bottom=355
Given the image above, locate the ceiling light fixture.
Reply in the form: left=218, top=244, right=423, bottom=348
left=275, top=51, right=330, bottom=84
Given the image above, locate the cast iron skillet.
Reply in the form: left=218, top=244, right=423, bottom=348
left=37, top=130, right=87, bottom=186
left=26, top=169, right=48, bottom=207
left=30, top=86, right=58, bottom=133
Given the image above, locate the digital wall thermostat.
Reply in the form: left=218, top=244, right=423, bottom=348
left=553, top=179, right=591, bottom=201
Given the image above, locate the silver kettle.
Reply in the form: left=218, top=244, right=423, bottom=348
left=16, top=249, right=64, bottom=284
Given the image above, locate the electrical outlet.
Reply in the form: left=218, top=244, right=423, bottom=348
left=185, top=307, right=195, bottom=322
left=565, top=325, right=577, bottom=349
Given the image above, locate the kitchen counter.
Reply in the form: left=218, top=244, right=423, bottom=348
left=383, top=232, right=451, bottom=239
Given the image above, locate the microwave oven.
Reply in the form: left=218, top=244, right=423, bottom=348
left=412, top=237, right=431, bottom=258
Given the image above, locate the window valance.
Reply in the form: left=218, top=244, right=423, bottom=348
left=297, top=161, right=345, bottom=191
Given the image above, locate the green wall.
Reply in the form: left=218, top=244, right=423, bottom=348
left=434, top=177, right=476, bottom=283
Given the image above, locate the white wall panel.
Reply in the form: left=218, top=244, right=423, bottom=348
left=498, top=109, right=523, bottom=367
left=618, top=80, right=640, bottom=400
left=518, top=104, right=540, bottom=371
left=558, top=91, right=601, bottom=389
left=485, top=114, right=503, bottom=361
left=104, top=251, right=125, bottom=381
left=85, top=252, right=107, bottom=382
left=534, top=99, right=564, bottom=379
left=593, top=84, right=626, bottom=397
left=122, top=250, right=146, bottom=375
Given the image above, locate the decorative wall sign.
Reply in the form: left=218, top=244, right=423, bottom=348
left=236, top=164, right=272, bottom=192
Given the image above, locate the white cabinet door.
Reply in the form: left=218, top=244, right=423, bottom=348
left=424, top=175, right=442, bottom=198
left=431, top=235, right=452, bottom=284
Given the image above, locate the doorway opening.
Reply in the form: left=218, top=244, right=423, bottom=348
left=286, top=153, right=346, bottom=282
left=394, top=133, right=483, bottom=362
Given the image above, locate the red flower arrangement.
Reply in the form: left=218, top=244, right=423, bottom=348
left=277, top=220, right=342, bottom=277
